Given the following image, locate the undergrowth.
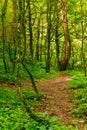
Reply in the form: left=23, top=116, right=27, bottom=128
left=65, top=70, right=87, bottom=121
left=0, top=59, right=59, bottom=84
left=0, top=87, right=77, bottom=130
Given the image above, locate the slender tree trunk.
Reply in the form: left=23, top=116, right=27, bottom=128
left=22, top=0, right=27, bottom=60
left=22, top=60, right=38, bottom=93
left=1, top=0, right=8, bottom=72
left=11, top=0, right=18, bottom=72
left=36, top=17, right=40, bottom=60
left=12, top=0, right=18, bottom=45
left=15, top=1, right=41, bottom=122
left=55, top=1, right=60, bottom=69
left=71, top=46, right=75, bottom=69
left=46, top=0, right=51, bottom=73
left=40, top=18, right=43, bottom=61
left=27, top=0, right=33, bottom=60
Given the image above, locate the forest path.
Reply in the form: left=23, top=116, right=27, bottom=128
left=35, top=72, right=74, bottom=124
left=0, top=72, right=85, bottom=129
left=32, top=71, right=85, bottom=130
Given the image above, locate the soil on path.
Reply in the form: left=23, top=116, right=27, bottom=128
left=36, top=72, right=74, bottom=124
left=34, top=72, right=76, bottom=125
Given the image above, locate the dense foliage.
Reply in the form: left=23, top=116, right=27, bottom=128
left=0, top=56, right=59, bottom=83
left=0, top=0, right=87, bottom=129
left=0, top=0, right=87, bottom=73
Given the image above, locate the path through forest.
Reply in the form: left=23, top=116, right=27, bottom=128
left=33, top=72, right=85, bottom=130
left=0, top=72, right=85, bottom=130
left=35, top=72, right=74, bottom=124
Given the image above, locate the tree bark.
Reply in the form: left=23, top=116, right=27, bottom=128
left=36, top=17, right=40, bottom=61
left=80, top=0, right=87, bottom=76
left=22, top=60, right=38, bottom=93
left=1, top=0, right=8, bottom=72
left=46, top=0, right=51, bottom=73
left=27, top=0, right=33, bottom=60
left=55, top=1, right=60, bottom=69
left=59, top=0, right=71, bottom=70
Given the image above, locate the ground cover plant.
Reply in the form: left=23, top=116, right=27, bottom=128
left=65, top=70, right=87, bottom=121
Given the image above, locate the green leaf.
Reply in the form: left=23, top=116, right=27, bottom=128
left=49, top=116, right=58, bottom=123
left=39, top=125, right=46, bottom=130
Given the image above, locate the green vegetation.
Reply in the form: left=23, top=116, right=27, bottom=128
left=0, top=0, right=87, bottom=129
left=0, top=88, right=70, bottom=130
left=0, top=82, right=87, bottom=130
left=0, top=58, right=59, bottom=83
left=65, top=70, right=87, bottom=120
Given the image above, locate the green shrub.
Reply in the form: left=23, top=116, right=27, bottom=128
left=67, top=70, right=87, bottom=119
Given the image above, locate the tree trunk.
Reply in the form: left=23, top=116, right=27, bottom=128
left=46, top=0, right=51, bottom=73
left=22, top=0, right=27, bottom=60
left=55, top=1, right=60, bottom=69
left=1, top=0, right=8, bottom=72
left=27, top=0, right=33, bottom=60
left=80, top=0, right=87, bottom=76
left=36, top=17, right=40, bottom=61
left=22, top=61, right=38, bottom=93
left=59, top=0, right=71, bottom=70
left=12, top=0, right=18, bottom=72
left=39, top=18, right=43, bottom=61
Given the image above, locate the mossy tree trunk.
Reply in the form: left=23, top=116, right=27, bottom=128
left=80, top=0, right=87, bottom=76
left=15, top=0, right=41, bottom=123
left=1, top=0, right=8, bottom=72
left=27, top=0, right=33, bottom=60
left=58, top=0, right=71, bottom=70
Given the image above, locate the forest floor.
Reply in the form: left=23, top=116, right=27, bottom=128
left=23, top=71, right=85, bottom=130
left=0, top=72, right=86, bottom=130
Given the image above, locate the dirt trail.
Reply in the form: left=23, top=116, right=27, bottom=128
left=35, top=72, right=75, bottom=124
left=0, top=72, right=85, bottom=129
left=33, top=72, right=85, bottom=130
